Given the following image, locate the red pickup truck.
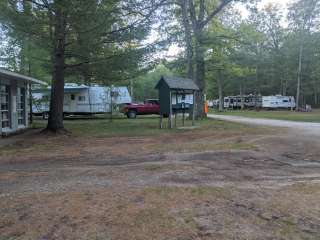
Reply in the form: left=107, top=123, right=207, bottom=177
left=121, top=99, right=160, bottom=118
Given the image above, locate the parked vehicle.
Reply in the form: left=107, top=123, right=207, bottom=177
left=262, top=95, right=295, bottom=109
left=32, top=83, right=132, bottom=118
left=223, top=95, right=295, bottom=110
left=224, top=95, right=262, bottom=109
left=121, top=99, right=160, bottom=118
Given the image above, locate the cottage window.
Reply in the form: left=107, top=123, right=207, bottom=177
left=0, top=85, right=10, bottom=129
left=17, top=87, right=26, bottom=125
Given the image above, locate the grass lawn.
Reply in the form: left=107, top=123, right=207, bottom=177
left=31, top=115, right=265, bottom=138
left=210, top=109, right=320, bottom=123
left=0, top=116, right=269, bottom=156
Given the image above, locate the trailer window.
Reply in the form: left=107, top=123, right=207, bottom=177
left=78, top=96, right=85, bottom=102
left=283, top=100, right=288, bottom=103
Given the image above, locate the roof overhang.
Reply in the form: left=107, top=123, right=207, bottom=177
left=0, top=68, right=47, bottom=85
left=33, top=86, right=89, bottom=94
left=155, top=76, right=199, bottom=91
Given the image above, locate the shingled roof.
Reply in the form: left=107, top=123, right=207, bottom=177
left=155, top=76, right=199, bottom=91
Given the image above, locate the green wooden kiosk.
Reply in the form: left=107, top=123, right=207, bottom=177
left=155, top=76, right=199, bottom=129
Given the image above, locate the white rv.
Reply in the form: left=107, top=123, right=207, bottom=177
left=262, top=95, right=295, bottom=109
left=33, top=83, right=132, bottom=117
left=224, top=96, right=260, bottom=109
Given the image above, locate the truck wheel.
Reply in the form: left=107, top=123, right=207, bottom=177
left=127, top=110, right=137, bottom=119
left=42, top=112, right=49, bottom=120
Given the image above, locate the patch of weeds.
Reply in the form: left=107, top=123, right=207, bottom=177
left=178, top=210, right=198, bottom=230
left=277, top=217, right=300, bottom=238
left=214, top=143, right=257, bottom=150
left=189, top=186, right=232, bottom=199
left=143, top=186, right=178, bottom=200
left=0, top=145, right=20, bottom=155
left=0, top=142, right=55, bottom=156
left=143, top=186, right=232, bottom=202
left=144, top=164, right=164, bottom=171
left=286, top=183, right=320, bottom=195
left=154, top=141, right=257, bottom=153
left=134, top=208, right=177, bottom=229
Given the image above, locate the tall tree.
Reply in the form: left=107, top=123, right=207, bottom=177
left=288, top=0, right=320, bottom=109
left=179, top=0, right=238, bottom=117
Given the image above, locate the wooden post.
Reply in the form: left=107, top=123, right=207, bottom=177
left=29, top=83, right=33, bottom=124
left=159, top=114, right=163, bottom=129
left=182, top=109, right=185, bottom=126
left=169, top=90, right=172, bottom=129
left=175, top=113, right=177, bottom=127
left=0, top=81, right=2, bottom=136
left=192, top=90, right=195, bottom=126
left=182, top=91, right=185, bottom=127
left=175, top=91, right=178, bottom=128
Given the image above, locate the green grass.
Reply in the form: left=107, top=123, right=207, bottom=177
left=210, top=109, right=320, bottom=123
left=32, top=116, right=196, bottom=137
left=31, top=115, right=264, bottom=138
left=0, top=116, right=268, bottom=155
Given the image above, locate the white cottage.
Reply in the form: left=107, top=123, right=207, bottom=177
left=0, top=69, right=45, bottom=136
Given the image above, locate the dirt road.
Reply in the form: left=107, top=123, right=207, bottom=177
left=208, top=114, right=320, bottom=136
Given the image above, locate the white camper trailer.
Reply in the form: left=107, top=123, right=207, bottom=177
left=33, top=83, right=132, bottom=117
left=262, top=95, right=295, bottom=109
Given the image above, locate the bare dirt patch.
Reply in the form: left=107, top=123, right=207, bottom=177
left=1, top=122, right=320, bottom=239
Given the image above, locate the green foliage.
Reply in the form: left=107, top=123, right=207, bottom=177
left=0, top=0, right=158, bottom=86
left=169, top=1, right=320, bottom=106
left=133, top=64, right=174, bottom=101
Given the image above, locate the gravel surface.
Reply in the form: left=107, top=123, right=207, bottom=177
left=208, top=114, right=320, bottom=136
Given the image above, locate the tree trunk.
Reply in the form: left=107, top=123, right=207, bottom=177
left=194, top=33, right=206, bottom=118
left=313, top=79, right=318, bottom=106
left=296, top=42, right=303, bottom=110
left=180, top=0, right=194, bottom=79
left=217, top=69, right=224, bottom=112
left=47, top=4, right=67, bottom=132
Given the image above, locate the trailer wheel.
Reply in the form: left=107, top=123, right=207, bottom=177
left=127, top=110, right=137, bottom=119
left=42, top=112, right=49, bottom=120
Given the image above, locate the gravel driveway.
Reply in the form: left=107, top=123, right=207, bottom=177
left=208, top=114, right=320, bottom=136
